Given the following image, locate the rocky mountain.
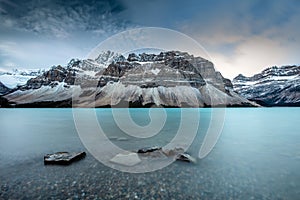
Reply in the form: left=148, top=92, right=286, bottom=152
left=0, top=68, right=46, bottom=88
left=233, top=65, right=300, bottom=106
left=1, top=51, right=257, bottom=108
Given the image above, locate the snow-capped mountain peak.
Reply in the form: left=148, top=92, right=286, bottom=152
left=95, top=50, right=126, bottom=65
left=233, top=65, right=300, bottom=106
left=1, top=50, right=257, bottom=108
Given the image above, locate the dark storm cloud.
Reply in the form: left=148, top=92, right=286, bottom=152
left=0, top=0, right=130, bottom=38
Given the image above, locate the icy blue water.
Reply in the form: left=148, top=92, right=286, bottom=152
left=0, top=108, right=299, bottom=199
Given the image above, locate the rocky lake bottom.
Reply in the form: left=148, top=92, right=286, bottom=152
left=0, top=108, right=299, bottom=199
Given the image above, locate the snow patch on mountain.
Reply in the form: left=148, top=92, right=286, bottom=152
left=233, top=65, right=300, bottom=106
left=150, top=68, right=160, bottom=75
left=0, top=69, right=46, bottom=88
left=5, top=82, right=81, bottom=104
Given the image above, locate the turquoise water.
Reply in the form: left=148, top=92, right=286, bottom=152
left=0, top=108, right=299, bottom=199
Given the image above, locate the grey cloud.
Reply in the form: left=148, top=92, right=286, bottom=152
left=0, top=0, right=131, bottom=38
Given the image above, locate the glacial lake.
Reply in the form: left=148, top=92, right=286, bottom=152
left=0, top=108, right=299, bottom=199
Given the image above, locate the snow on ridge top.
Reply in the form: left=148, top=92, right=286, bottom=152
left=0, top=68, right=46, bottom=76
left=135, top=61, right=155, bottom=64
left=267, top=74, right=299, bottom=81
left=95, top=50, right=125, bottom=65
left=233, top=74, right=299, bottom=87
left=233, top=65, right=300, bottom=82
left=261, top=65, right=299, bottom=76
left=0, top=74, right=36, bottom=88
left=0, top=68, right=46, bottom=88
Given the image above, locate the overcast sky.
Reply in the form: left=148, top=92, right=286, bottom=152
left=0, top=0, right=299, bottom=79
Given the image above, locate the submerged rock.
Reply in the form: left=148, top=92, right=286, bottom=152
left=162, top=147, right=184, bottom=157
left=108, top=136, right=128, bottom=141
left=110, top=152, right=141, bottom=166
left=137, top=146, right=196, bottom=163
left=109, top=146, right=196, bottom=167
left=116, top=137, right=128, bottom=141
left=44, top=152, right=86, bottom=165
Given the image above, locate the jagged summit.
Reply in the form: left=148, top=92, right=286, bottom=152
left=95, top=50, right=126, bottom=65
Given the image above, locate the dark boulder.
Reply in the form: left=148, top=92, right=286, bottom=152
left=137, top=146, right=162, bottom=154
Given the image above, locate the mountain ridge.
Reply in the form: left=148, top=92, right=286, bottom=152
left=233, top=65, right=300, bottom=106
left=1, top=51, right=258, bottom=108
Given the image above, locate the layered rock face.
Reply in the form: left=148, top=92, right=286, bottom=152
left=233, top=65, right=300, bottom=106
left=2, top=51, right=256, bottom=108
left=0, top=81, right=10, bottom=95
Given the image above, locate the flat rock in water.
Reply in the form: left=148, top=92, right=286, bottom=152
left=110, top=152, right=141, bottom=166
left=44, top=152, right=86, bottom=165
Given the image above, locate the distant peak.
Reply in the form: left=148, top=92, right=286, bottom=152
left=95, top=51, right=125, bottom=64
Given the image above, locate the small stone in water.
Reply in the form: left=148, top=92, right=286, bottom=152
left=176, top=153, right=197, bottom=163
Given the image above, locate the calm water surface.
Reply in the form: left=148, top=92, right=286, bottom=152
left=0, top=108, right=299, bottom=199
